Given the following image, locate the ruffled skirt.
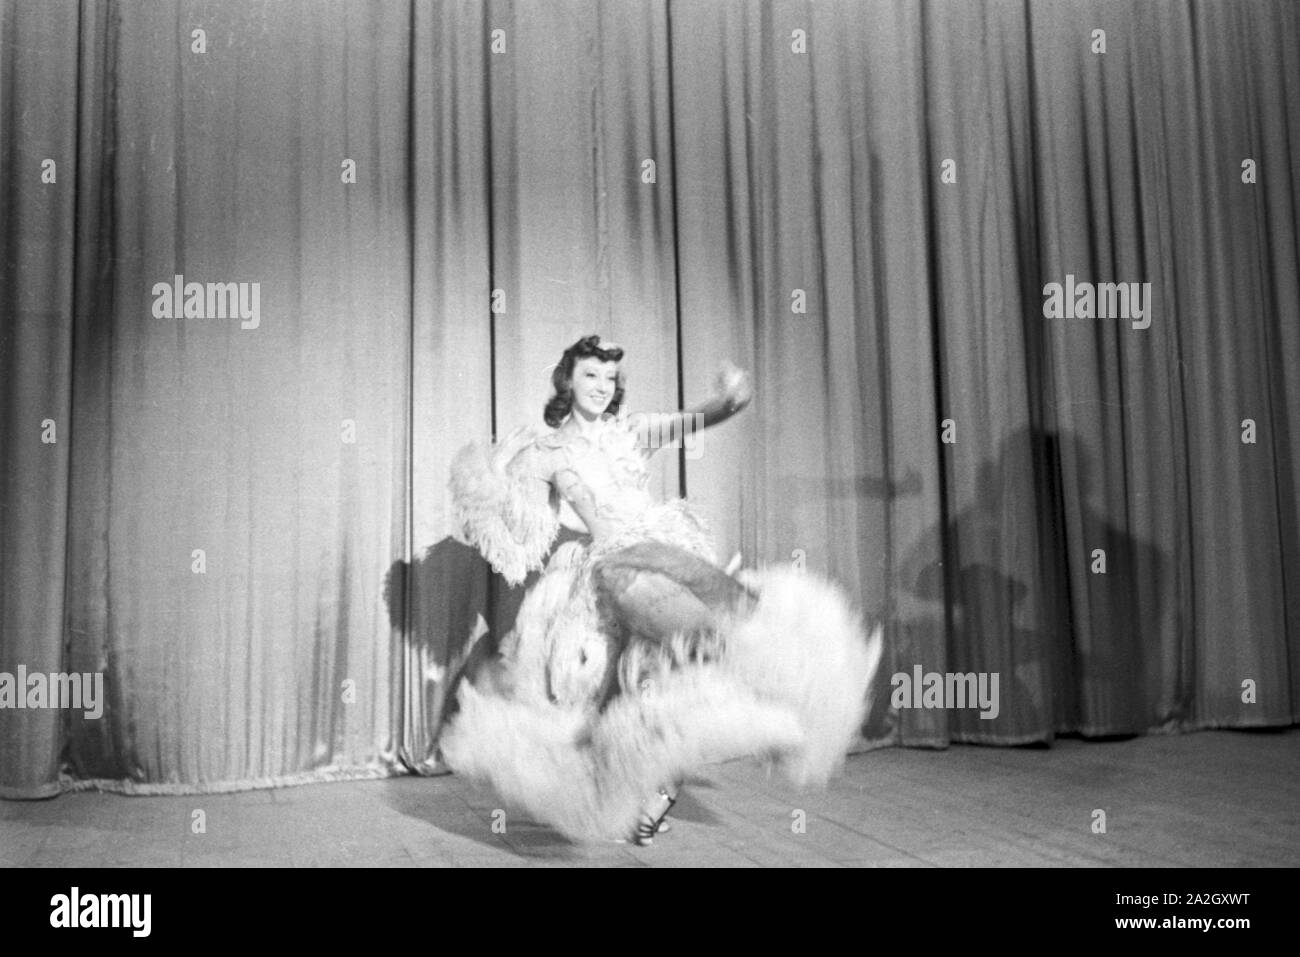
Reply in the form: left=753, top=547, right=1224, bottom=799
left=437, top=499, right=882, bottom=841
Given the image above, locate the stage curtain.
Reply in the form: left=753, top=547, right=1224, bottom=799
left=1, top=0, right=1296, bottom=799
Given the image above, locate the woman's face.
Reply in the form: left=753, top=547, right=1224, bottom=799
left=570, top=356, right=619, bottom=419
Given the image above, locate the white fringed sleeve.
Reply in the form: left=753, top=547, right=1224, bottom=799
left=447, top=434, right=560, bottom=586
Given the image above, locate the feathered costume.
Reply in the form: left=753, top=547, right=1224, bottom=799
left=440, top=413, right=881, bottom=841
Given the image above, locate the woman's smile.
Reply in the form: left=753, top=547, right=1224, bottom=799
left=572, top=357, right=619, bottom=418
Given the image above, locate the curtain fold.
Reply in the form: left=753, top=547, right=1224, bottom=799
left=1, top=0, right=1296, bottom=799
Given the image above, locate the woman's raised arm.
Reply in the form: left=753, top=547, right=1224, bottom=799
left=631, top=361, right=753, bottom=457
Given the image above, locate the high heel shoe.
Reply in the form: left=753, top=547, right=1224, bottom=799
left=628, top=787, right=677, bottom=846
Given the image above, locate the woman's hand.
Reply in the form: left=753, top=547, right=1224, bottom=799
left=680, top=360, right=753, bottom=430
left=715, top=360, right=753, bottom=411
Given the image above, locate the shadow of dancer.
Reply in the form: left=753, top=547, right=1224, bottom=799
left=896, top=426, right=1171, bottom=744
left=381, top=526, right=589, bottom=774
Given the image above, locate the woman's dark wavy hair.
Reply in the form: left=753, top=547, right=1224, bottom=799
left=544, top=334, right=626, bottom=428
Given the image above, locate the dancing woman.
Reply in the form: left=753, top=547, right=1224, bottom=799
left=441, top=334, right=881, bottom=843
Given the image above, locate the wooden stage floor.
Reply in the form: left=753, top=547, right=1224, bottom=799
left=3, top=728, right=1295, bottom=867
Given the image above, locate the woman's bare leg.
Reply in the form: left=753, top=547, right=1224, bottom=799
left=591, top=542, right=756, bottom=645
left=590, top=543, right=754, bottom=843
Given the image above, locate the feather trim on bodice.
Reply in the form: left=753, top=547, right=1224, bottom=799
left=447, top=429, right=560, bottom=586
left=535, top=414, right=659, bottom=538
left=450, top=414, right=707, bottom=582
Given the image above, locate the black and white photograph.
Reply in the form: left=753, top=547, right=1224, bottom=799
left=0, top=0, right=1296, bottom=920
